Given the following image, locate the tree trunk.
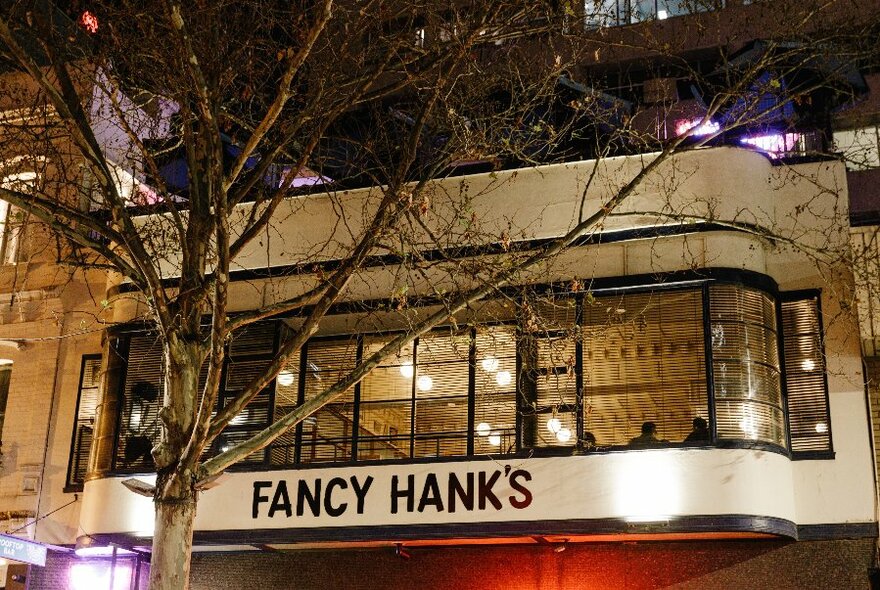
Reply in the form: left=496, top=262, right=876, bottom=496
left=149, top=475, right=198, bottom=590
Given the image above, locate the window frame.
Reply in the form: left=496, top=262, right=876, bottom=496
left=65, top=354, right=103, bottom=492
left=780, top=290, right=834, bottom=460
left=108, top=273, right=837, bottom=472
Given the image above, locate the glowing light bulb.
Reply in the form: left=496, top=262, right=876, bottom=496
left=417, top=375, right=433, bottom=391
left=277, top=370, right=296, bottom=387
left=801, top=359, right=816, bottom=371
left=546, top=417, right=562, bottom=434
left=556, top=427, right=572, bottom=443
left=481, top=357, right=499, bottom=372
left=815, top=422, right=828, bottom=433
left=400, top=361, right=414, bottom=378
left=495, top=370, right=512, bottom=386
left=488, top=432, right=501, bottom=446
left=476, top=422, right=491, bottom=436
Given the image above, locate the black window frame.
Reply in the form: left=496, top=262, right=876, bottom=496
left=107, top=273, right=837, bottom=472
left=65, top=354, right=102, bottom=492
left=780, top=290, right=834, bottom=460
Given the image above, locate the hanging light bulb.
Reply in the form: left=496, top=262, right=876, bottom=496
left=277, top=370, right=296, bottom=387
left=400, top=361, right=414, bottom=378
left=546, top=417, right=562, bottom=434
left=556, top=427, right=572, bottom=443
left=476, top=422, right=491, bottom=436
left=417, top=375, right=433, bottom=391
left=495, top=370, right=512, bottom=386
left=488, top=432, right=501, bottom=446
left=481, top=356, right=499, bottom=372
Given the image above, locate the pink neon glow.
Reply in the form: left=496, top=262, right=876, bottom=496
left=740, top=133, right=800, bottom=158
left=70, top=562, right=132, bottom=590
left=675, top=118, right=720, bottom=137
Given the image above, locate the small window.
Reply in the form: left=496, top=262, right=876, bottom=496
left=0, top=170, right=35, bottom=264
left=66, top=356, right=101, bottom=490
left=0, top=361, right=12, bottom=441
left=782, top=293, right=833, bottom=458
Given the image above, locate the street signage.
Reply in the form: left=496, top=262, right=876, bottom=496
left=0, top=534, right=48, bottom=567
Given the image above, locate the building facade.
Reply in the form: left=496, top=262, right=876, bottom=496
left=0, top=1, right=879, bottom=589
left=64, top=148, right=878, bottom=589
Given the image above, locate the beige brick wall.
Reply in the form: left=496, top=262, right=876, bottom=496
left=866, top=356, right=880, bottom=495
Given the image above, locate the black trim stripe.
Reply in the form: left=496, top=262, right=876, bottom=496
left=796, top=522, right=877, bottom=540
left=82, top=514, right=802, bottom=548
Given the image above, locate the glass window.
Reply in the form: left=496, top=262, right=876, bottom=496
left=0, top=361, right=11, bottom=447
left=113, top=280, right=818, bottom=471
left=521, top=298, right=579, bottom=449
left=584, top=0, right=721, bottom=27
left=66, top=356, right=101, bottom=490
left=412, top=332, right=471, bottom=458
left=474, top=326, right=517, bottom=454
left=710, top=285, right=786, bottom=446
left=583, top=289, right=708, bottom=446
left=782, top=294, right=832, bottom=456
left=117, top=334, right=163, bottom=471
left=0, top=170, right=35, bottom=264
left=301, top=338, right=359, bottom=463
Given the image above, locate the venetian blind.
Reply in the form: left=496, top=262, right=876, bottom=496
left=782, top=295, right=832, bottom=454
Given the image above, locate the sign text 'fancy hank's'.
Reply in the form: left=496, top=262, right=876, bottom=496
left=252, top=467, right=533, bottom=519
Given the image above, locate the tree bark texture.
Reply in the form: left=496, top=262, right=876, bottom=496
left=149, top=475, right=198, bottom=590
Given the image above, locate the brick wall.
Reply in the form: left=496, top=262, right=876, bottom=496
left=867, top=357, right=880, bottom=496
left=20, top=539, right=877, bottom=590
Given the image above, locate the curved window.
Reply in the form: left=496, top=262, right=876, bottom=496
left=709, top=285, right=786, bottom=446
left=110, top=278, right=826, bottom=472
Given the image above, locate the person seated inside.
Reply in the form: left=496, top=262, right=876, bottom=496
left=629, top=421, right=667, bottom=446
left=580, top=431, right=597, bottom=450
left=684, top=417, right=710, bottom=442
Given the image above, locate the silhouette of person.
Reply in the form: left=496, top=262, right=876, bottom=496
left=684, top=417, right=710, bottom=442
left=629, top=421, right=667, bottom=446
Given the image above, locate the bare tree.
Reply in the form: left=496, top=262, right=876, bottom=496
left=0, top=1, right=876, bottom=588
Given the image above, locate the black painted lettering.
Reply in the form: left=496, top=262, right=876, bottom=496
left=252, top=481, right=273, bottom=518
left=478, top=470, right=503, bottom=510
left=391, top=474, right=415, bottom=514
left=269, top=481, right=292, bottom=518
left=297, top=479, right=322, bottom=517
left=447, top=472, right=474, bottom=513
left=508, top=470, right=533, bottom=509
left=350, top=475, right=374, bottom=514
left=417, top=473, right=444, bottom=513
left=324, top=477, right=348, bottom=517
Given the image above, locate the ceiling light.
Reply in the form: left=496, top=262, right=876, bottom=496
left=495, top=371, right=512, bottom=386
left=400, top=361, right=414, bottom=378
left=417, top=375, right=433, bottom=391
left=277, top=370, right=296, bottom=387
left=481, top=357, right=499, bottom=372
left=476, top=422, right=491, bottom=436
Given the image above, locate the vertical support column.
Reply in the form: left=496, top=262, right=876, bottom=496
left=518, top=331, right=538, bottom=449
left=86, top=333, right=128, bottom=480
